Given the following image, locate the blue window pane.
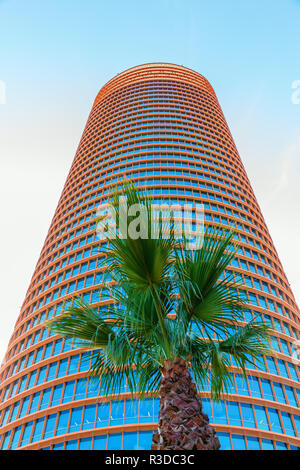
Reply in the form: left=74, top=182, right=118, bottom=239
left=56, top=410, right=70, bottom=435
left=247, top=436, right=261, bottom=450
left=1, top=408, right=10, bottom=427
left=261, top=439, right=275, bottom=450
left=285, top=386, right=298, bottom=408
left=32, top=417, right=45, bottom=442
left=280, top=339, right=290, bottom=355
left=79, top=438, right=92, bottom=450
left=30, top=392, right=41, bottom=413
left=9, top=401, right=20, bottom=422
left=268, top=408, right=283, bottom=433
left=1, top=431, right=11, bottom=450
left=248, top=376, right=261, bottom=398
left=266, top=356, right=277, bottom=375
left=65, top=439, right=78, bottom=450
left=35, top=348, right=43, bottom=364
left=138, top=431, right=152, bottom=450
left=53, top=442, right=64, bottom=450
left=124, top=399, right=139, bottom=425
left=62, top=380, right=75, bottom=403
left=63, top=338, right=72, bottom=352
left=93, top=435, right=107, bottom=449
left=227, top=401, right=242, bottom=426
left=44, top=413, right=57, bottom=439
left=10, top=426, right=22, bottom=449
left=123, top=432, right=138, bottom=450
left=110, top=400, right=124, bottom=426
left=74, top=378, right=87, bottom=400
left=261, top=379, right=274, bottom=401
left=139, top=398, right=153, bottom=423
left=108, top=432, right=122, bottom=450
left=11, top=383, right=19, bottom=398
left=51, top=384, right=63, bottom=407
left=37, top=366, right=47, bottom=385
left=288, top=363, right=298, bottom=381
left=69, top=406, right=83, bottom=433
left=240, top=403, right=255, bottom=428
left=27, top=370, right=37, bottom=389
left=47, top=362, right=58, bottom=381
left=19, top=396, right=30, bottom=418
left=154, top=398, right=159, bottom=421
left=235, top=374, right=249, bottom=395
left=44, top=343, right=53, bottom=359
left=254, top=406, right=269, bottom=431
left=68, top=354, right=80, bottom=374
left=212, top=400, right=227, bottom=425
left=232, top=434, right=246, bottom=450
left=27, top=352, right=34, bottom=367
left=53, top=339, right=63, bottom=355
left=293, top=415, right=300, bottom=437
left=82, top=404, right=96, bottom=430
left=87, top=379, right=99, bottom=398
left=79, top=352, right=91, bottom=371
left=277, top=360, right=289, bottom=378
left=20, top=421, right=33, bottom=447
left=273, top=382, right=286, bottom=404
left=96, top=402, right=110, bottom=427
left=281, top=412, right=296, bottom=436
left=57, top=358, right=68, bottom=378
left=276, top=441, right=288, bottom=450
left=202, top=398, right=212, bottom=420
left=218, top=432, right=231, bottom=450
left=40, top=388, right=51, bottom=410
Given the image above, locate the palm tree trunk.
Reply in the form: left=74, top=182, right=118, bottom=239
left=151, top=357, right=220, bottom=450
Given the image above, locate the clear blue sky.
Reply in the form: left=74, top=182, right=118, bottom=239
left=0, top=0, right=299, bottom=360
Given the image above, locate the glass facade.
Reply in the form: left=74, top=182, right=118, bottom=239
left=0, top=63, right=299, bottom=450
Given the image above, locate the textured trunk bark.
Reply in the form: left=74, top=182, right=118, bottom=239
left=151, top=357, right=220, bottom=450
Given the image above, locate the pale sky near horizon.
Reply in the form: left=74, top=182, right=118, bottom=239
left=0, top=0, right=299, bottom=363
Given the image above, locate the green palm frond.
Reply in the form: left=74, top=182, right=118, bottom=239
left=89, top=331, right=137, bottom=397
left=188, top=337, right=227, bottom=398
left=89, top=323, right=163, bottom=397
left=175, top=226, right=246, bottom=337
left=206, top=321, right=272, bottom=400
left=45, top=299, right=116, bottom=348
left=134, top=354, right=162, bottom=395
left=219, top=320, right=272, bottom=371
left=176, top=226, right=237, bottom=296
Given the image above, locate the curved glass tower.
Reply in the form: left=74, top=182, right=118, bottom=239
left=0, top=63, right=299, bottom=451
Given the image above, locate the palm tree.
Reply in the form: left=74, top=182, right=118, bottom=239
left=46, top=183, right=272, bottom=451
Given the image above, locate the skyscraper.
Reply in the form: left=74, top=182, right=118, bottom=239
left=0, top=63, right=299, bottom=450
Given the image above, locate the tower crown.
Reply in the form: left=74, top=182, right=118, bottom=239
left=93, top=62, right=216, bottom=107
